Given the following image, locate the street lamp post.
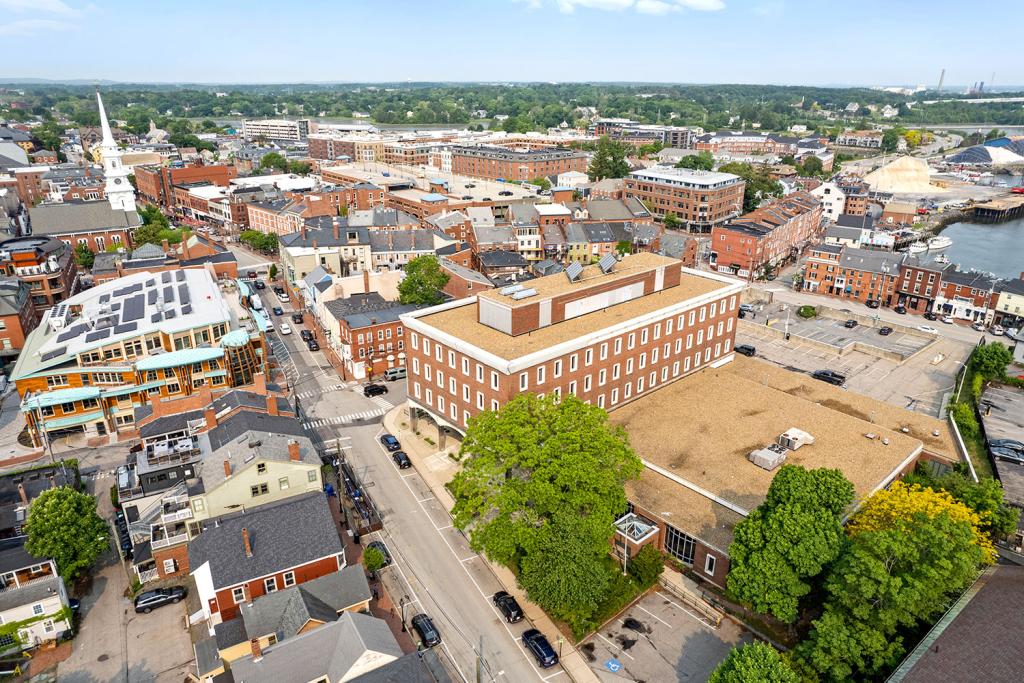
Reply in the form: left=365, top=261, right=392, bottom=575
left=399, top=596, right=408, bottom=632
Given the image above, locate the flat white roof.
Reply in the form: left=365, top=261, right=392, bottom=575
left=188, top=185, right=228, bottom=200
left=629, top=166, right=742, bottom=187
left=534, top=203, right=572, bottom=216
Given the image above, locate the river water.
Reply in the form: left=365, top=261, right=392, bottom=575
left=930, top=218, right=1024, bottom=279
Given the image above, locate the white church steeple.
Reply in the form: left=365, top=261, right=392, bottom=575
left=96, top=91, right=136, bottom=213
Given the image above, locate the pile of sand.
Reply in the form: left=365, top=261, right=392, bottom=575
left=865, top=156, right=946, bottom=194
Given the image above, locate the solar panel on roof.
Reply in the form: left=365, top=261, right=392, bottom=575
left=598, top=253, right=617, bottom=274
left=175, top=270, right=185, bottom=282
left=145, top=280, right=155, bottom=287
left=56, top=324, right=86, bottom=343
left=122, top=295, right=145, bottom=322
left=178, top=284, right=190, bottom=306
left=147, top=289, right=157, bottom=305
left=565, top=261, right=584, bottom=283
left=164, top=309, right=176, bottom=319
left=161, top=272, right=172, bottom=283
left=181, top=304, right=192, bottom=315
left=163, top=286, right=174, bottom=302
left=99, top=294, right=110, bottom=304
left=41, top=347, right=66, bottom=361
left=511, top=288, right=538, bottom=300
left=112, top=287, right=130, bottom=297
left=151, top=313, right=162, bottom=323
left=113, top=322, right=137, bottom=334
left=499, top=284, right=524, bottom=296
left=85, top=329, right=111, bottom=343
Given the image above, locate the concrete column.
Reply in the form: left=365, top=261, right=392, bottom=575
left=409, top=409, right=419, bottom=432
left=438, top=427, right=447, bottom=451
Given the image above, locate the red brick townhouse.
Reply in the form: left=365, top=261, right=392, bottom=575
left=400, top=252, right=744, bottom=436
left=189, top=492, right=344, bottom=627
left=802, top=244, right=904, bottom=307
left=134, top=163, right=237, bottom=210
left=710, top=191, right=822, bottom=278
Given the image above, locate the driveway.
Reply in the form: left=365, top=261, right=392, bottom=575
left=583, top=591, right=750, bottom=682
left=57, top=470, right=193, bottom=683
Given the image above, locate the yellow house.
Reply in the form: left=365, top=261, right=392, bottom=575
left=190, top=412, right=323, bottom=523
left=995, top=280, right=1024, bottom=327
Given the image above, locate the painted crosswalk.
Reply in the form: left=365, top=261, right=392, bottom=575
left=302, top=407, right=389, bottom=429
left=369, top=396, right=394, bottom=410
left=294, top=383, right=353, bottom=400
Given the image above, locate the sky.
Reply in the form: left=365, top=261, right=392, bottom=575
left=0, top=0, right=1021, bottom=87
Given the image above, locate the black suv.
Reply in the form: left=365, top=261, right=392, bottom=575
left=812, top=369, right=846, bottom=386
left=380, top=434, right=401, bottom=451
left=364, top=383, right=388, bottom=397
left=735, top=344, right=756, bottom=357
left=523, top=629, right=558, bottom=668
left=923, top=311, right=938, bottom=321
left=866, top=299, right=880, bottom=309
left=493, top=591, right=524, bottom=623
left=134, top=586, right=187, bottom=614
left=844, top=319, right=858, bottom=329
left=300, top=329, right=313, bottom=342
left=291, top=313, right=304, bottom=324
left=411, top=614, right=441, bottom=648
left=306, top=339, right=320, bottom=351
left=392, top=451, right=412, bottom=469
left=253, top=280, right=266, bottom=290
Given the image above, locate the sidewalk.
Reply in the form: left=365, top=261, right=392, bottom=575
left=382, top=405, right=602, bottom=683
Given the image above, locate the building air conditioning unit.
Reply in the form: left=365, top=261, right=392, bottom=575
left=778, top=428, right=815, bottom=451
left=749, top=443, right=788, bottom=471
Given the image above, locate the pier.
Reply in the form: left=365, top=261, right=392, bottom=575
left=972, top=196, right=1024, bottom=223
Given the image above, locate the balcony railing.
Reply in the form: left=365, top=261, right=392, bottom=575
left=160, top=507, right=193, bottom=524
left=0, top=573, right=56, bottom=594
left=151, top=532, right=188, bottom=550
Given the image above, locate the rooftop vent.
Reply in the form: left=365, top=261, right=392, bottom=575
left=778, top=428, right=815, bottom=451
left=511, top=288, right=538, bottom=300
left=749, top=443, right=788, bottom=471
left=499, top=284, right=524, bottom=296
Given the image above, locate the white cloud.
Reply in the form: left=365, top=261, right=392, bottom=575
left=0, top=18, right=75, bottom=35
left=526, top=0, right=724, bottom=14
left=0, top=0, right=78, bottom=13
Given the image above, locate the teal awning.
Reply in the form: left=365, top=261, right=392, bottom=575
left=21, top=387, right=101, bottom=412
left=135, top=347, right=224, bottom=372
left=204, top=370, right=227, bottom=378
left=221, top=329, right=251, bottom=347
left=43, top=410, right=104, bottom=430
left=102, top=381, right=165, bottom=398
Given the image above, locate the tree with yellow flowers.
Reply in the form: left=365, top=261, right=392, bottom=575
left=795, top=482, right=992, bottom=681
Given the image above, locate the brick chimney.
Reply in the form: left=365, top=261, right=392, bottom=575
left=180, top=234, right=191, bottom=260
left=161, top=238, right=170, bottom=254
left=301, top=222, right=307, bottom=240
left=253, top=372, right=267, bottom=394
left=204, top=405, right=217, bottom=429
left=332, top=216, right=340, bottom=241
left=312, top=238, right=318, bottom=250
left=362, top=269, right=370, bottom=293
left=242, top=527, right=253, bottom=558
left=250, top=638, right=262, bottom=661
left=288, top=440, right=300, bottom=462
left=266, top=394, right=279, bottom=416
left=223, top=459, right=232, bottom=478
left=17, top=484, right=27, bottom=506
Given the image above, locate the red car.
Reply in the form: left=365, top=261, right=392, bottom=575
left=1011, top=186, right=1024, bottom=194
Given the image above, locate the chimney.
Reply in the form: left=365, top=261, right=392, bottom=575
left=266, top=394, right=279, bottom=416
left=223, top=459, right=232, bottom=478
left=180, top=234, right=191, bottom=260
left=161, top=238, right=170, bottom=254
left=312, top=238, right=318, bottom=250
left=288, top=440, right=301, bottom=462
left=17, top=484, right=27, bottom=506
left=362, top=269, right=370, bottom=293
left=204, top=405, right=217, bottom=429
left=242, top=527, right=253, bottom=558
left=301, top=222, right=307, bottom=240
left=253, top=372, right=267, bottom=394
left=250, top=638, right=262, bottom=662
left=332, top=216, right=340, bottom=241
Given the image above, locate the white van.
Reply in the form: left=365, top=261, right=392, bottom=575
left=383, top=367, right=407, bottom=381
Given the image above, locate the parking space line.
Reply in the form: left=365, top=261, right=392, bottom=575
left=542, top=672, right=565, bottom=680
left=460, top=556, right=478, bottom=563
left=436, top=524, right=453, bottom=530
left=660, top=594, right=716, bottom=628
left=595, top=633, right=635, bottom=660
left=636, top=605, right=671, bottom=627
left=417, top=496, right=435, bottom=503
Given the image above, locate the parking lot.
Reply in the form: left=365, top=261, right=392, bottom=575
left=755, top=312, right=936, bottom=359
left=980, top=385, right=1024, bottom=505
left=582, top=591, right=750, bottom=682
left=736, top=323, right=972, bottom=417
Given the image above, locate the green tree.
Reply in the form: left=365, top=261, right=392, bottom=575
left=903, top=464, right=1020, bottom=537
left=615, top=240, right=632, bottom=256
left=675, top=151, right=715, bottom=171
left=710, top=642, right=799, bottom=683
left=799, top=156, right=824, bottom=177
left=718, top=162, right=784, bottom=212
left=881, top=128, right=904, bottom=152
left=73, top=243, right=95, bottom=268
left=970, top=342, right=1012, bottom=380
left=726, top=466, right=854, bottom=623
left=268, top=264, right=278, bottom=280
left=663, top=211, right=681, bottom=230
left=25, top=487, right=109, bottom=582
left=259, top=152, right=289, bottom=172
left=588, top=136, right=630, bottom=181
left=627, top=544, right=665, bottom=587
left=362, top=546, right=387, bottom=574
left=451, top=393, right=643, bottom=570
left=288, top=161, right=311, bottom=175
left=338, top=204, right=349, bottom=217
left=397, top=255, right=450, bottom=305
left=530, top=176, right=552, bottom=192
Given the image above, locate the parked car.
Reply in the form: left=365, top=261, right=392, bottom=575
left=279, top=323, right=292, bottom=335
left=971, top=321, right=986, bottom=331
left=917, top=325, right=939, bottom=334
left=272, top=306, right=284, bottom=316
left=941, top=315, right=954, bottom=324
left=1005, top=327, right=1020, bottom=338
left=291, top=312, right=304, bottom=324
left=878, top=326, right=893, bottom=336
left=991, top=447, right=1024, bottom=465
left=134, top=586, right=186, bottom=614
left=383, top=367, right=407, bottom=381
left=735, top=344, right=756, bottom=357
left=739, top=303, right=755, bottom=313
left=844, top=319, right=858, bottom=329
left=498, top=190, right=513, bottom=196
left=492, top=591, right=524, bottom=623
left=367, top=541, right=392, bottom=567
left=866, top=299, right=881, bottom=309
left=306, top=339, right=320, bottom=351
left=300, top=329, right=313, bottom=342
left=812, top=369, right=846, bottom=386
left=380, top=434, right=401, bottom=451
left=990, top=439, right=1024, bottom=451
left=894, top=305, right=907, bottom=314
left=411, top=614, right=441, bottom=648
left=276, top=291, right=289, bottom=303
left=253, top=280, right=266, bottom=290
left=990, top=325, right=1005, bottom=336
left=247, top=271, right=258, bottom=279
left=923, top=311, right=938, bottom=321
left=392, top=451, right=412, bottom=469
left=364, top=383, right=388, bottom=397
left=522, top=629, right=559, bottom=668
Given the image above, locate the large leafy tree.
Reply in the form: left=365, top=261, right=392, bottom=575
left=718, top=162, right=784, bottom=212
left=451, top=394, right=642, bottom=568
left=587, top=136, right=630, bottom=181
left=259, top=152, right=289, bottom=173
left=398, top=255, right=449, bottom=306
left=675, top=151, right=715, bottom=171
left=903, top=464, right=1020, bottom=537
left=710, top=642, right=800, bottom=683
left=726, top=466, right=854, bottom=623
left=26, top=487, right=109, bottom=582
left=970, top=342, right=1012, bottom=380
left=73, top=243, right=95, bottom=268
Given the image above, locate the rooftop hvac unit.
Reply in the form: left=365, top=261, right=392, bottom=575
left=749, top=443, right=788, bottom=471
left=499, top=284, right=524, bottom=296
left=778, top=428, right=815, bottom=451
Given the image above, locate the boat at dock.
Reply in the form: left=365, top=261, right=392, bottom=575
left=927, top=235, right=953, bottom=251
left=908, top=242, right=928, bottom=254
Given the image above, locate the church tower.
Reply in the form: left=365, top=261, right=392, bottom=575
left=96, top=91, right=137, bottom=213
